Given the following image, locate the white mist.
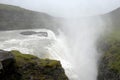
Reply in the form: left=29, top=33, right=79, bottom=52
left=0, top=0, right=120, bottom=80
left=57, top=17, right=107, bottom=80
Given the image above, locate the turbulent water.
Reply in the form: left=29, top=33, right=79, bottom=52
left=0, top=0, right=120, bottom=80
left=0, top=29, right=74, bottom=79
left=0, top=29, right=57, bottom=58
left=0, top=16, right=107, bottom=80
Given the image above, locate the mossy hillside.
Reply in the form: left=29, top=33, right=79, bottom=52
left=0, top=4, right=27, bottom=12
left=0, top=4, right=59, bottom=34
left=11, top=50, right=68, bottom=80
left=103, top=41, right=120, bottom=73
left=98, top=27, right=120, bottom=80
left=106, top=27, right=120, bottom=41
left=104, top=27, right=120, bottom=72
left=11, top=50, right=60, bottom=67
left=11, top=50, right=38, bottom=66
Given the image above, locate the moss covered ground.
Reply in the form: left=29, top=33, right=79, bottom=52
left=98, top=27, right=120, bottom=80
left=104, top=27, right=120, bottom=72
left=10, top=50, right=68, bottom=80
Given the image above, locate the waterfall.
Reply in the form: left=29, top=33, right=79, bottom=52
left=0, top=17, right=107, bottom=80
left=58, top=17, right=107, bottom=80
left=0, top=0, right=120, bottom=80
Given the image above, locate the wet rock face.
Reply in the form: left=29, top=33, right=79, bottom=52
left=0, top=50, right=68, bottom=80
left=0, top=50, right=21, bottom=80
left=0, top=50, right=14, bottom=61
left=0, top=50, right=14, bottom=70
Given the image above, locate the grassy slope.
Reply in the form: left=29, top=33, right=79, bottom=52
left=0, top=4, right=59, bottom=33
left=98, top=27, right=120, bottom=80
left=104, top=27, right=120, bottom=72
left=0, top=4, right=27, bottom=11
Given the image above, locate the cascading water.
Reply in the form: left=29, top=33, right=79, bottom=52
left=58, top=17, right=107, bottom=80
left=0, top=17, right=107, bottom=80
left=0, top=28, right=76, bottom=79
left=0, top=29, right=58, bottom=58
left=0, top=0, right=120, bottom=80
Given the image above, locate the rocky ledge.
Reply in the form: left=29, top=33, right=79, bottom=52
left=0, top=50, right=68, bottom=80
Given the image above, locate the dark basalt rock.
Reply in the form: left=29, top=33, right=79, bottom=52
left=20, top=31, right=37, bottom=35
left=0, top=50, right=68, bottom=80
left=20, top=31, right=48, bottom=37
left=0, top=50, right=21, bottom=80
left=0, top=50, right=14, bottom=61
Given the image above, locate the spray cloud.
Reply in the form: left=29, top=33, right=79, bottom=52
left=0, top=0, right=120, bottom=80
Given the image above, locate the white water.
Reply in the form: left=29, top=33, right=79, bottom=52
left=59, top=17, right=108, bottom=80
left=0, top=0, right=120, bottom=80
left=0, top=29, right=57, bottom=58
left=0, top=16, right=107, bottom=80
left=0, top=29, right=74, bottom=79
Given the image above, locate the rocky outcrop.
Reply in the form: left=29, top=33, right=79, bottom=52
left=0, top=50, right=68, bottom=80
left=0, top=50, right=20, bottom=80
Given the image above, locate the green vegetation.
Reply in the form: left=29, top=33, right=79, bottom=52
left=11, top=50, right=38, bottom=66
left=0, top=4, right=59, bottom=34
left=0, top=4, right=26, bottom=11
left=106, top=27, right=120, bottom=41
left=10, top=50, right=68, bottom=80
left=0, top=50, right=68, bottom=80
left=104, top=40, right=120, bottom=73
left=98, top=27, right=120, bottom=80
